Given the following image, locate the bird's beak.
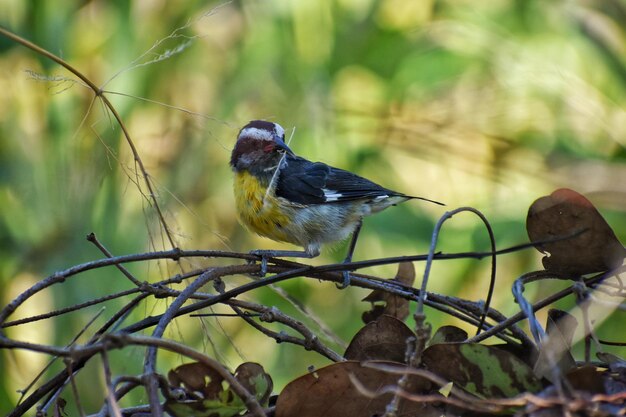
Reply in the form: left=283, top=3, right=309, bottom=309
left=274, top=135, right=294, bottom=156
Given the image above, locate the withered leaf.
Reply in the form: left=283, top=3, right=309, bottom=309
left=233, top=362, right=273, bottom=405
left=275, top=361, right=438, bottom=417
left=362, top=262, right=416, bottom=323
left=422, top=343, right=542, bottom=398
left=361, top=304, right=385, bottom=323
left=566, top=365, right=606, bottom=394
left=166, top=362, right=269, bottom=417
left=568, top=363, right=626, bottom=396
left=429, top=325, right=468, bottom=345
left=533, top=309, right=577, bottom=381
left=344, top=315, right=415, bottom=363
left=168, top=362, right=225, bottom=400
left=526, top=188, right=625, bottom=276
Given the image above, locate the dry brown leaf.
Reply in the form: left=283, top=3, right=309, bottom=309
left=275, top=361, right=437, bottom=417
left=526, top=188, right=625, bottom=275
left=344, top=315, right=415, bottom=363
left=362, top=262, right=416, bottom=323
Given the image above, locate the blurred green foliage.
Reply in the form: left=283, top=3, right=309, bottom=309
left=1, top=0, right=625, bottom=414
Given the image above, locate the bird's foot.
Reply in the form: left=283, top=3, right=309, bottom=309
left=248, top=248, right=319, bottom=277
left=336, top=271, right=351, bottom=289
left=248, top=250, right=270, bottom=277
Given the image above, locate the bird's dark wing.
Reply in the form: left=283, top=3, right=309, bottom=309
left=276, top=156, right=399, bottom=205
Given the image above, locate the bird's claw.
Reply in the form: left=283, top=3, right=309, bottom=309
left=336, top=271, right=351, bottom=289
left=258, top=256, right=268, bottom=277
left=248, top=251, right=269, bottom=277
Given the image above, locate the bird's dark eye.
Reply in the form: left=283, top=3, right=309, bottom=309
left=263, top=143, right=275, bottom=153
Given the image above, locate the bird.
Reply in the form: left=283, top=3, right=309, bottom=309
left=230, top=120, right=443, bottom=287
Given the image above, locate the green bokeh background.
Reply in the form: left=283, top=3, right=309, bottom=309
left=1, top=0, right=625, bottom=414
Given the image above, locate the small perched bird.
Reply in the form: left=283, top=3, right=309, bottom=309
left=230, top=120, right=443, bottom=287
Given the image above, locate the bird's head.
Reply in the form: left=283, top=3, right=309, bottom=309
left=230, top=120, right=294, bottom=171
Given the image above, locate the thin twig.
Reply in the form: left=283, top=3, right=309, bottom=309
left=101, top=350, right=123, bottom=417
left=0, top=26, right=180, bottom=257
left=66, top=359, right=86, bottom=417
left=228, top=300, right=344, bottom=362
left=15, top=308, right=105, bottom=406
left=87, top=233, right=143, bottom=286
left=143, top=266, right=266, bottom=416
left=1, top=238, right=587, bottom=327
left=119, top=333, right=267, bottom=417
left=468, top=266, right=626, bottom=343
left=8, top=294, right=148, bottom=417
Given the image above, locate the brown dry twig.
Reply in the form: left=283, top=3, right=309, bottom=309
left=0, top=26, right=181, bottom=258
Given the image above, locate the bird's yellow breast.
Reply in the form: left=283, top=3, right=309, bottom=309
left=233, top=170, right=292, bottom=243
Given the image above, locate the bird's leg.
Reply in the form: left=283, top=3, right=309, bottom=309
left=338, top=218, right=363, bottom=289
left=249, top=247, right=320, bottom=277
